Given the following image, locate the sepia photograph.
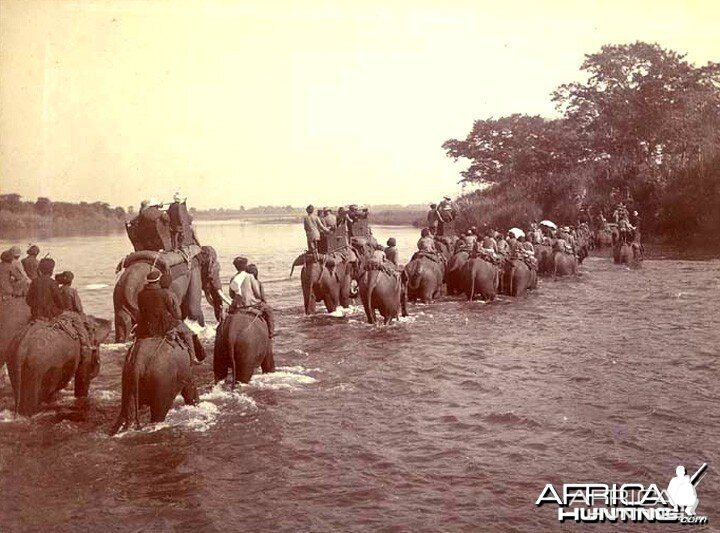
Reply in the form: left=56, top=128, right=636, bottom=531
left=0, top=0, right=718, bottom=531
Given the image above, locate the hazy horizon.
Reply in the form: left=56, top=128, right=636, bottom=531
left=1, top=0, right=718, bottom=210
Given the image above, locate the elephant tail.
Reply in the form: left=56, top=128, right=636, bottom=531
left=407, top=262, right=423, bottom=292
left=367, top=270, right=378, bottom=322
left=468, top=262, right=476, bottom=301
left=226, top=321, right=238, bottom=390
left=110, top=342, right=144, bottom=435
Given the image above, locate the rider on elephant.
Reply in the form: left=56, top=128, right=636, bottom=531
left=229, top=256, right=275, bottom=338
left=479, top=230, right=498, bottom=253
left=1, top=249, right=28, bottom=300
left=26, top=257, right=96, bottom=363
left=417, top=228, right=436, bottom=253
left=303, top=205, right=330, bottom=257
left=8, top=246, right=30, bottom=291
left=427, top=204, right=441, bottom=235
left=323, top=208, right=337, bottom=230
left=56, top=271, right=83, bottom=313
left=384, top=238, right=398, bottom=266
left=22, top=245, right=40, bottom=281
left=496, top=234, right=510, bottom=256
left=437, top=196, right=457, bottom=222
left=137, top=269, right=205, bottom=364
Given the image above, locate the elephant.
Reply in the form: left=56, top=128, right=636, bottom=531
left=595, top=229, right=613, bottom=248
left=213, top=310, right=274, bottom=387
left=462, top=257, right=498, bottom=301
left=359, top=267, right=407, bottom=324
left=291, top=252, right=357, bottom=314
left=535, top=244, right=553, bottom=275
left=110, top=336, right=200, bottom=434
left=446, top=250, right=470, bottom=295
left=0, top=298, right=31, bottom=370
left=6, top=315, right=112, bottom=416
left=501, top=259, right=533, bottom=297
left=552, top=251, right=578, bottom=279
left=113, top=245, right=223, bottom=342
left=613, top=242, right=642, bottom=264
left=404, top=255, right=445, bottom=303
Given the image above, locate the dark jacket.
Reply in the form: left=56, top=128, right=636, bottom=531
left=384, top=246, right=398, bottom=266
left=59, top=285, right=84, bottom=314
left=26, top=274, right=64, bottom=320
left=136, top=284, right=181, bottom=338
left=22, top=255, right=39, bottom=280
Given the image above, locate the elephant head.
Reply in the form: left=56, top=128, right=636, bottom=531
left=199, top=246, right=230, bottom=318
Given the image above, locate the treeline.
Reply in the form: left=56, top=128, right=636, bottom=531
left=191, top=204, right=427, bottom=226
left=0, top=194, right=127, bottom=238
left=444, top=42, right=720, bottom=242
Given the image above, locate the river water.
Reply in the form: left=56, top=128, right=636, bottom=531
left=0, top=221, right=718, bottom=532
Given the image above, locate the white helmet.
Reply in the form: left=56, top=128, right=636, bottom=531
left=147, top=197, right=161, bottom=207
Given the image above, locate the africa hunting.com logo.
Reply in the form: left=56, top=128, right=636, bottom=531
left=536, top=463, right=708, bottom=525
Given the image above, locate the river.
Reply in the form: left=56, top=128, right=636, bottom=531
left=1, top=221, right=718, bottom=532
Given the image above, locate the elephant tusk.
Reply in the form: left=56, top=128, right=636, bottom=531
left=218, top=289, right=233, bottom=306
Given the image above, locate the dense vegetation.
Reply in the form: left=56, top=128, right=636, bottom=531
left=0, top=194, right=127, bottom=238
left=444, top=42, right=720, bottom=242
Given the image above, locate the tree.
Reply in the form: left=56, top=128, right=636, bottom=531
left=35, top=197, right=53, bottom=216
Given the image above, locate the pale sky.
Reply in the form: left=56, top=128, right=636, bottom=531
left=1, top=0, right=717, bottom=210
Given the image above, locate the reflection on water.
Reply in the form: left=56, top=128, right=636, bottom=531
left=1, top=222, right=719, bottom=531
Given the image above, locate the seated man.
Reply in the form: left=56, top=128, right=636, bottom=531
left=26, top=257, right=64, bottom=320
left=22, top=245, right=40, bottom=280
left=228, top=256, right=275, bottom=338
left=416, top=228, right=436, bottom=253
left=136, top=269, right=205, bottom=364
left=27, top=258, right=94, bottom=362
left=56, top=271, right=83, bottom=313
left=384, top=238, right=398, bottom=266
left=1, top=249, right=28, bottom=301
left=437, top=196, right=456, bottom=222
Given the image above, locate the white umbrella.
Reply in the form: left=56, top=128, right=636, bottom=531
left=508, top=227, right=525, bottom=238
left=539, top=220, right=557, bottom=229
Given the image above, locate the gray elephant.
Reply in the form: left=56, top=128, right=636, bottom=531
left=213, top=309, right=274, bottom=387
left=462, top=257, right=498, bottom=301
left=446, top=250, right=470, bottom=295
left=110, top=336, right=199, bottom=434
left=501, top=258, right=534, bottom=297
left=113, top=245, right=223, bottom=342
left=404, top=254, right=445, bottom=303
left=359, top=267, right=407, bottom=324
left=0, top=298, right=31, bottom=371
left=6, top=315, right=112, bottom=416
left=552, top=251, right=578, bottom=279
left=291, top=252, right=357, bottom=314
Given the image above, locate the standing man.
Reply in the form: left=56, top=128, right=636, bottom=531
left=22, top=245, right=40, bottom=280
left=167, top=192, right=187, bottom=250
left=426, top=204, right=440, bottom=235
left=8, top=246, right=30, bottom=293
left=303, top=205, right=329, bottom=256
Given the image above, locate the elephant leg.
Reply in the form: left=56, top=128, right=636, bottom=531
left=261, top=345, right=275, bottom=374
left=212, top=330, right=229, bottom=383
left=17, top=370, right=42, bottom=417
left=235, top=356, right=255, bottom=384
left=150, top=398, right=173, bottom=423
left=181, top=380, right=199, bottom=406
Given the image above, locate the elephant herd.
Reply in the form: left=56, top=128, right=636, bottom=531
left=292, top=234, right=591, bottom=326
left=0, top=229, right=639, bottom=428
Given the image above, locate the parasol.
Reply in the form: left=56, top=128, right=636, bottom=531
left=539, top=220, right=557, bottom=229
left=508, top=227, right=525, bottom=238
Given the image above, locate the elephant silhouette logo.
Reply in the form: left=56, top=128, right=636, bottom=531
left=667, top=464, right=706, bottom=516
